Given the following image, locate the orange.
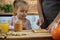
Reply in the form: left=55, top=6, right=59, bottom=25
left=51, top=24, right=60, bottom=40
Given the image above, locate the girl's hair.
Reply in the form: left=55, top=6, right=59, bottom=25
left=13, top=0, right=28, bottom=9
left=13, top=0, right=28, bottom=16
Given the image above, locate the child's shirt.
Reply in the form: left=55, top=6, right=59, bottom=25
left=8, top=16, right=32, bottom=30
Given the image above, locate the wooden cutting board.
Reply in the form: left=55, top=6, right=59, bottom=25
left=6, top=30, right=52, bottom=38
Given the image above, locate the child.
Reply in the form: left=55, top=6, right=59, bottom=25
left=8, top=0, right=32, bottom=30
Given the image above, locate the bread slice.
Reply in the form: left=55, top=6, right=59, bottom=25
left=32, top=29, right=48, bottom=33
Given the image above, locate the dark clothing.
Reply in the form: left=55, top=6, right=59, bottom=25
left=40, top=0, right=60, bottom=29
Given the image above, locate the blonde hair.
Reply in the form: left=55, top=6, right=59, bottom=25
left=13, top=0, right=28, bottom=9
left=13, top=0, right=28, bottom=16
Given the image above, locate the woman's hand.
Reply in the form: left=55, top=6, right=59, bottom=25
left=46, top=22, right=58, bottom=32
left=37, top=17, right=44, bottom=26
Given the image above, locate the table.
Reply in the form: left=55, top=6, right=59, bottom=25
left=0, top=30, right=53, bottom=40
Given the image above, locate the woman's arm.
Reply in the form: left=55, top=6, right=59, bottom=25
left=52, top=13, right=60, bottom=23
left=37, top=0, right=43, bottom=17
left=37, top=0, right=44, bottom=26
left=47, top=13, right=60, bottom=32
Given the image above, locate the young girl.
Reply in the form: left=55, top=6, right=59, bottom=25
left=8, top=0, right=32, bottom=30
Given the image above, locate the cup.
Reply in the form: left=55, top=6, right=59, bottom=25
left=0, top=20, right=9, bottom=33
left=1, top=23, right=9, bottom=33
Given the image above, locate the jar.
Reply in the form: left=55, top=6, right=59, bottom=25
left=14, top=19, right=23, bottom=32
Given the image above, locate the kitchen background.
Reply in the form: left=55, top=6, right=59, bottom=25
left=0, top=0, right=40, bottom=29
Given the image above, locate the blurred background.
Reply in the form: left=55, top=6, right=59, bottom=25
left=0, top=0, right=40, bottom=29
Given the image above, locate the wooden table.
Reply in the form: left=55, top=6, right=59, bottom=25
left=0, top=30, right=53, bottom=40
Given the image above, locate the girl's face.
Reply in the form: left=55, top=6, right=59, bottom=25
left=16, top=5, right=28, bottom=19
